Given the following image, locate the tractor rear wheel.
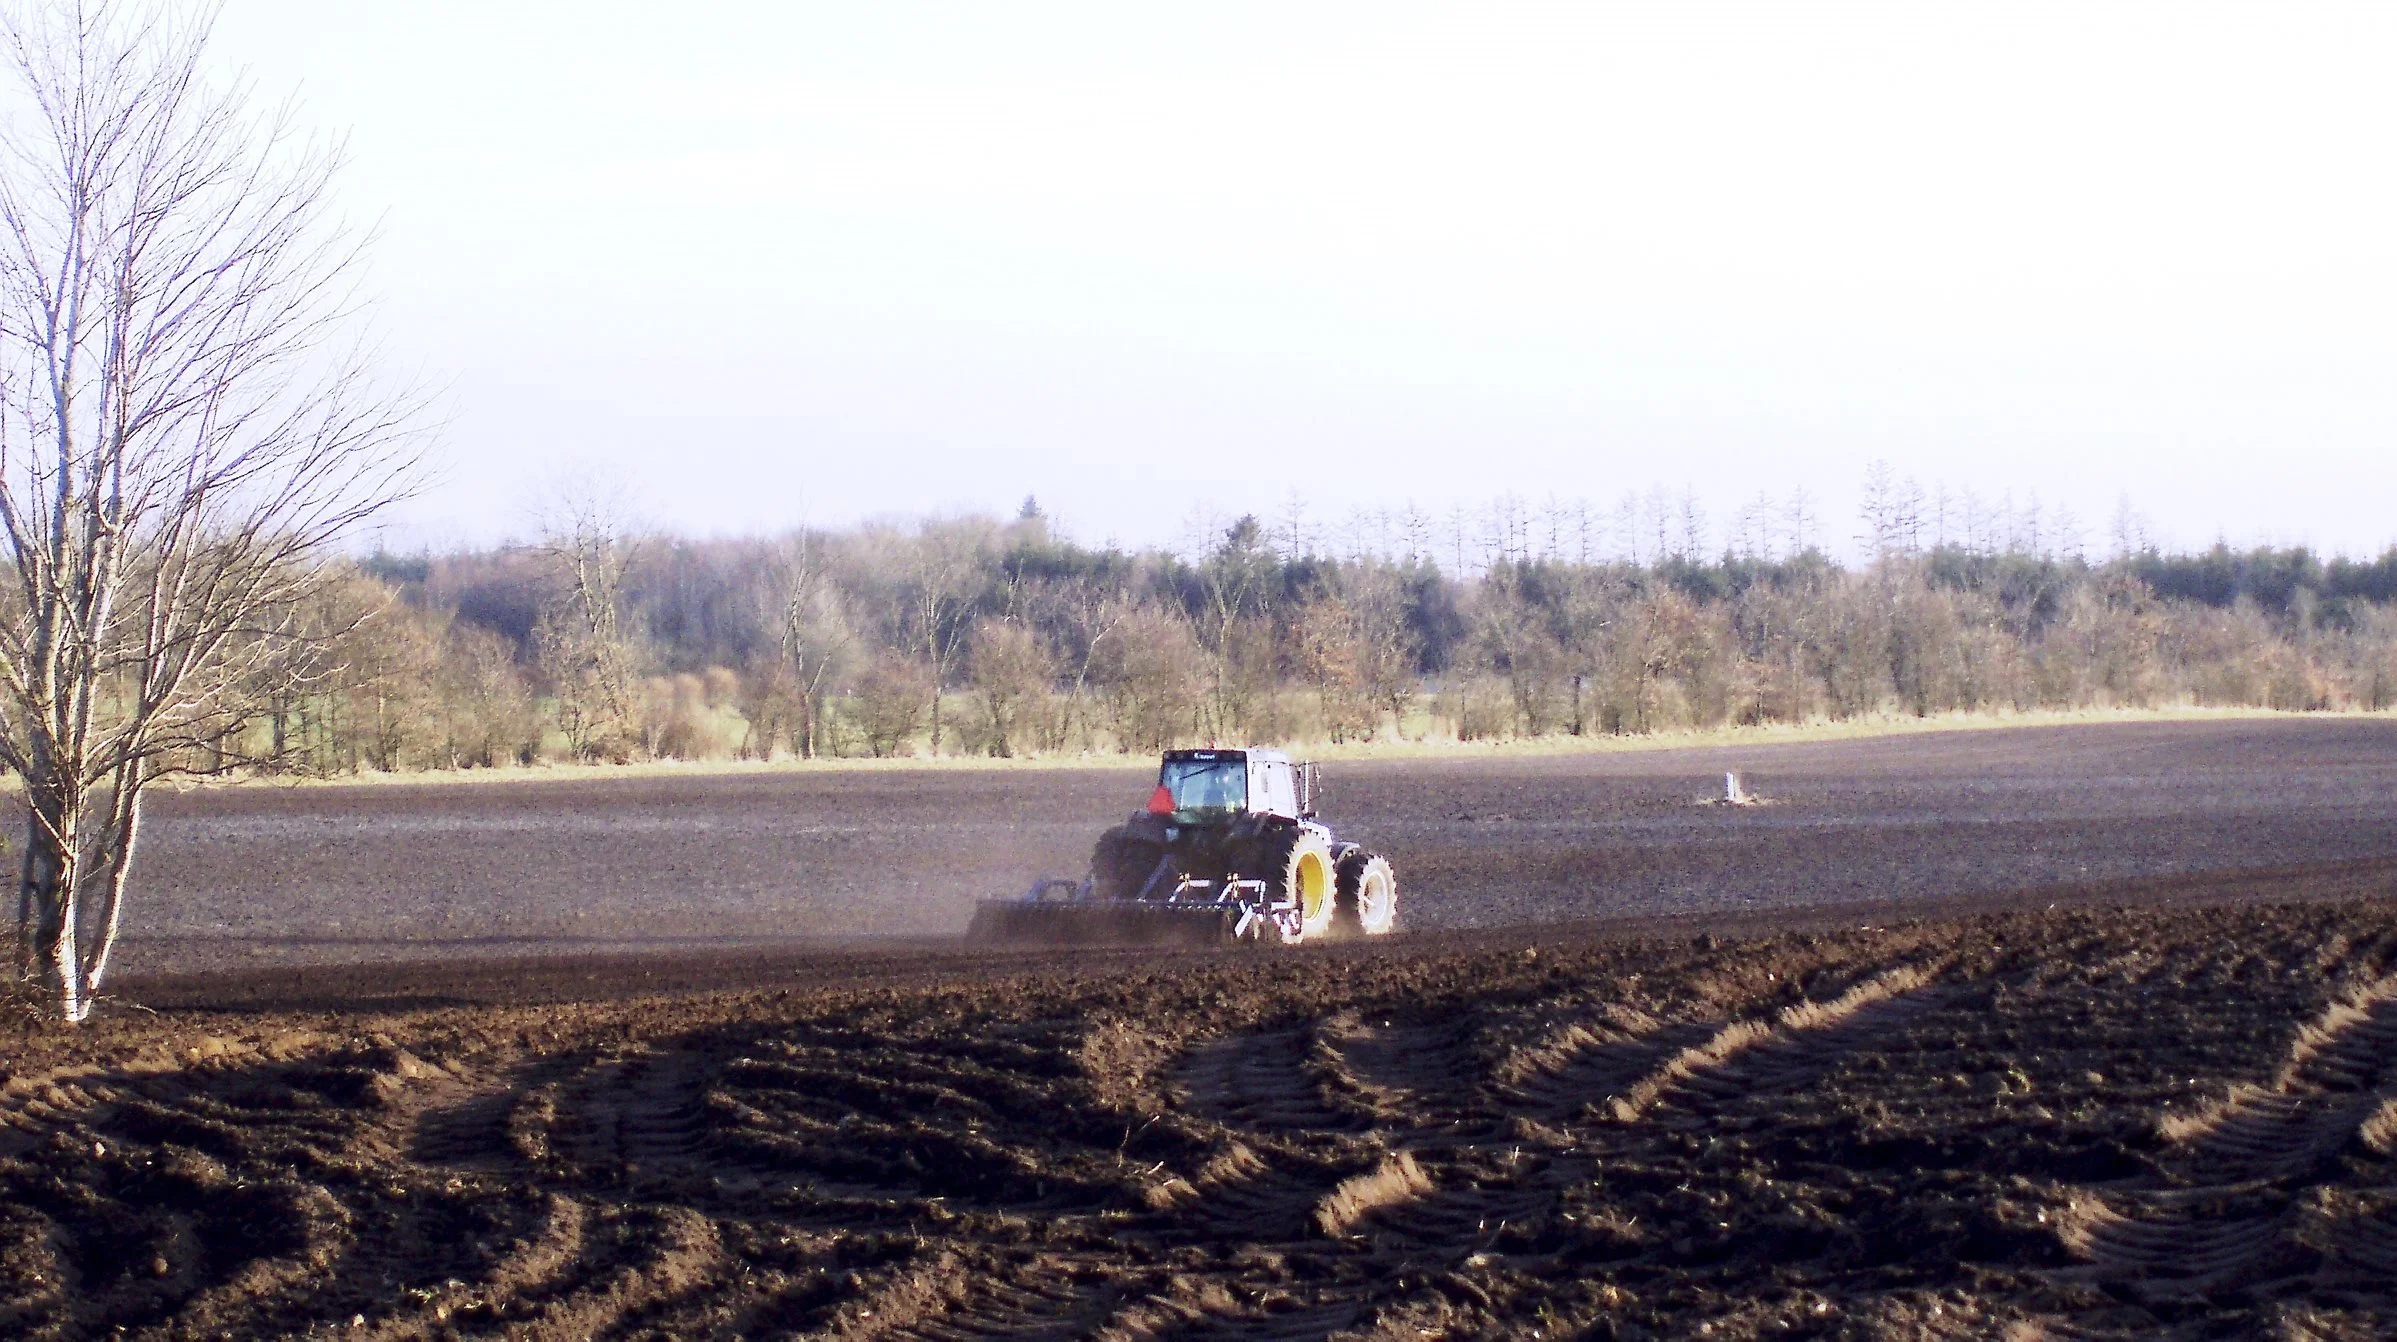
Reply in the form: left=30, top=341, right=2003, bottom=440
left=1333, top=849, right=1398, bottom=937
left=1090, top=826, right=1164, bottom=900
left=1255, top=827, right=1338, bottom=943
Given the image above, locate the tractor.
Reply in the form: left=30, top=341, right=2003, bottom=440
left=967, top=747, right=1398, bottom=946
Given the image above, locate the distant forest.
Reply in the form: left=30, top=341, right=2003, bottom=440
left=278, top=480, right=2397, bottom=772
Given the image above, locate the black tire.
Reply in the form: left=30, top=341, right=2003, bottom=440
left=1332, top=848, right=1399, bottom=937
left=1250, top=825, right=1337, bottom=943
left=1090, top=826, right=1165, bottom=900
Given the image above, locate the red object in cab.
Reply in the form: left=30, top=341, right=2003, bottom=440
left=1147, top=784, right=1174, bottom=814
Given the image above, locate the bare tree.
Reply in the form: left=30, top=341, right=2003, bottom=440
left=534, top=485, right=641, bottom=761
left=1277, top=486, right=1309, bottom=562
left=0, top=1, right=423, bottom=1019
left=1730, top=492, right=1772, bottom=561
left=1780, top=486, right=1819, bottom=557
left=965, top=615, right=1053, bottom=756
left=1858, top=459, right=1898, bottom=559
left=1196, top=515, right=1277, bottom=740
left=1038, top=575, right=1125, bottom=752
left=1676, top=488, right=1707, bottom=562
left=902, top=518, right=987, bottom=755
left=1346, top=564, right=1422, bottom=736
left=1398, top=502, right=1429, bottom=566
left=775, top=530, right=854, bottom=759
left=436, top=620, right=536, bottom=768
left=1293, top=595, right=1371, bottom=742
left=1093, top=607, right=1203, bottom=752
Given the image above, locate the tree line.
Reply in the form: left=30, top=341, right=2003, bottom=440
left=263, top=495, right=2397, bottom=773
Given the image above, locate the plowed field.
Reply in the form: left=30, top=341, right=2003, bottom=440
left=115, top=717, right=2397, bottom=974
left=4, top=719, right=2397, bottom=1338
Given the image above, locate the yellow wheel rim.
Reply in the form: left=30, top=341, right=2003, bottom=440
left=1297, top=851, right=1329, bottom=928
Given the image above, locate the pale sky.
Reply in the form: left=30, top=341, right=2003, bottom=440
left=212, top=2, right=2397, bottom=561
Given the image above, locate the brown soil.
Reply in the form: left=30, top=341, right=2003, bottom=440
left=3, top=719, right=2396, bottom=1337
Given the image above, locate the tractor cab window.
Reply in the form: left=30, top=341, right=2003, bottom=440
left=1252, top=759, right=1298, bottom=818
left=1159, top=757, right=1247, bottom=818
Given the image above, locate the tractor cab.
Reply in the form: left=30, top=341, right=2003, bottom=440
left=1147, top=748, right=1317, bottom=825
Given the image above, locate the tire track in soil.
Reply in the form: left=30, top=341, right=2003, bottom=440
left=500, top=1204, right=729, bottom=1339
left=1173, top=1027, right=1363, bottom=1134
left=1307, top=1012, right=1557, bottom=1254
left=402, top=1065, right=537, bottom=1173
left=2059, top=971, right=2397, bottom=1301
left=2055, top=1195, right=2288, bottom=1294
left=50, top=859, right=2397, bottom=1337
left=1171, top=968, right=1963, bottom=1269
left=860, top=1257, right=1146, bottom=1342
left=333, top=1050, right=736, bottom=1337
left=2364, top=1097, right=2397, bottom=1157
left=1309, top=1011, right=1488, bottom=1135
left=825, top=1248, right=1131, bottom=1342
left=1301, top=1011, right=1574, bottom=1261
left=1153, top=1026, right=1459, bottom=1337
left=364, top=1108, right=735, bottom=1340
left=1491, top=1010, right=1723, bottom=1122
left=159, top=1181, right=359, bottom=1340
left=4, top=1055, right=416, bottom=1338
left=2322, top=1202, right=2397, bottom=1279
left=1169, top=1023, right=1395, bottom=1246
left=1175, top=1019, right=1492, bottom=1261
left=125, top=1051, right=572, bottom=1338
left=1355, top=966, right=1956, bottom=1261
left=44, top=1048, right=628, bottom=1339
left=0, top=1066, right=164, bottom=1157
left=1610, top=964, right=1952, bottom=1125
left=1161, top=1143, right=1346, bottom=1241
left=349, top=1192, right=592, bottom=1341
left=1340, top=1151, right=1553, bottom=1255
left=1436, top=1004, right=1704, bottom=1254
left=555, top=1047, right=718, bottom=1180
left=1091, top=1282, right=1370, bottom=1342
left=2159, top=972, right=2397, bottom=1182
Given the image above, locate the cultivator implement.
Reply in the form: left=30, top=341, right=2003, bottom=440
left=966, top=876, right=1281, bottom=948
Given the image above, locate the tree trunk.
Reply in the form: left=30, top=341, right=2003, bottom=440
left=797, top=674, right=822, bottom=759
left=17, top=775, right=147, bottom=1023
left=21, top=788, right=88, bottom=1022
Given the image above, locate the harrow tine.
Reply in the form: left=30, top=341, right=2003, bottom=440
left=966, top=899, right=1249, bottom=947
